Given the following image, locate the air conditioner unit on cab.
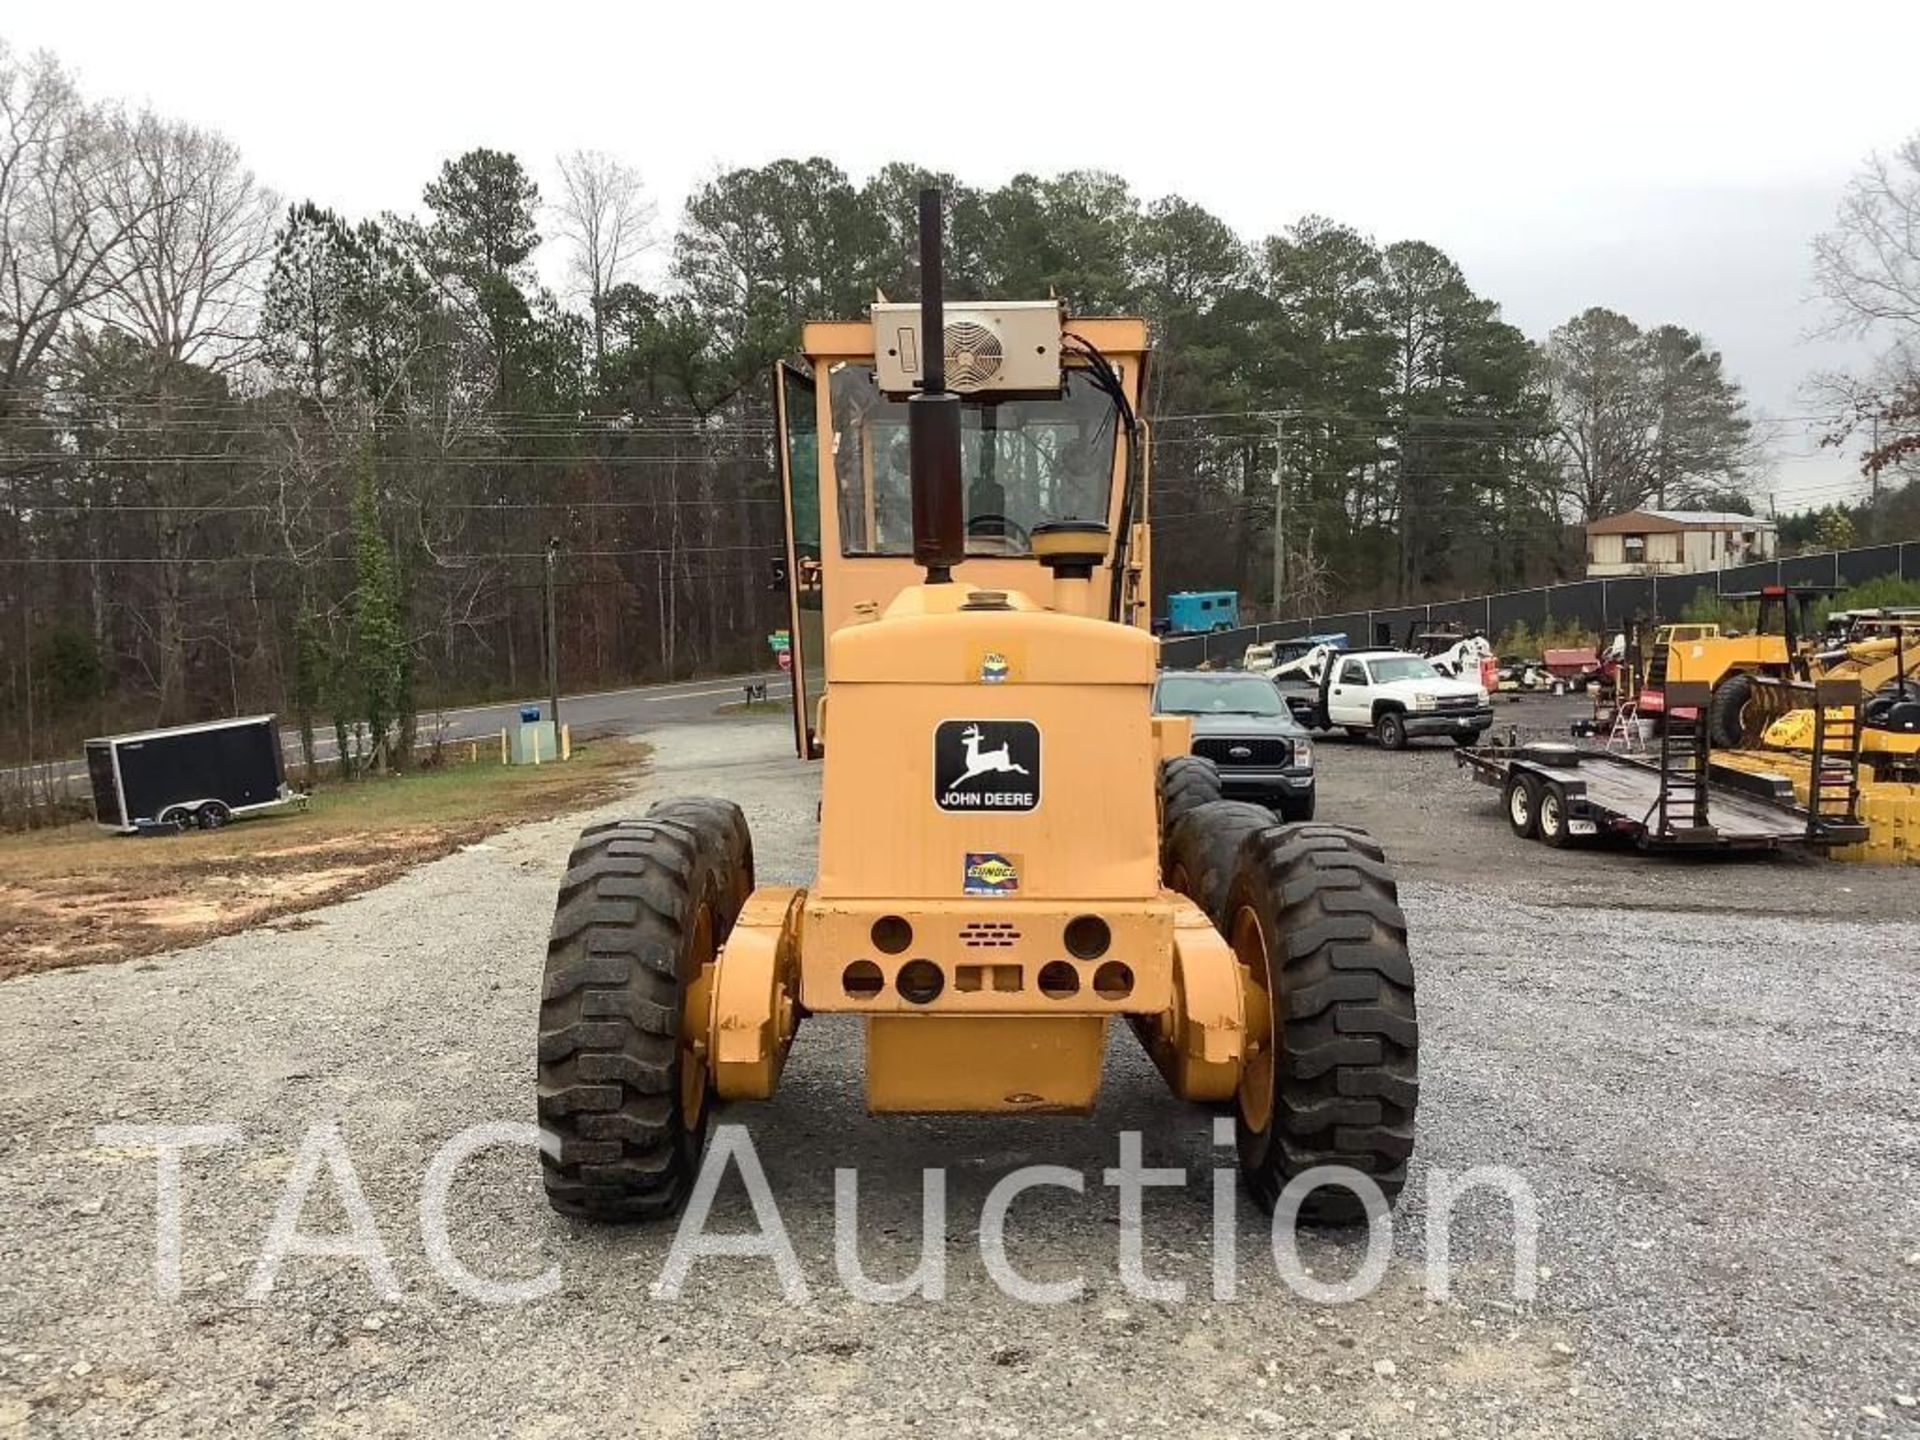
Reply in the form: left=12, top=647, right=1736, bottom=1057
left=871, top=300, right=1065, bottom=397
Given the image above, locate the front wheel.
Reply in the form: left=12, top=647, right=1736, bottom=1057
left=196, top=801, right=232, bottom=830
left=1375, top=712, right=1407, bottom=750
left=1225, top=824, right=1417, bottom=1222
left=1277, top=791, right=1316, bottom=823
left=537, top=802, right=751, bottom=1221
left=1504, top=773, right=1539, bottom=838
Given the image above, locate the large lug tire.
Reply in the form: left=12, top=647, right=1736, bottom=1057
left=1708, top=673, right=1755, bottom=750
left=1159, top=756, right=1224, bottom=867
left=1164, top=800, right=1282, bottom=930
left=1224, top=824, right=1417, bottom=1223
left=1504, top=773, right=1540, bottom=838
left=537, top=806, right=750, bottom=1222
left=1375, top=711, right=1408, bottom=750
left=1536, top=783, right=1573, bottom=848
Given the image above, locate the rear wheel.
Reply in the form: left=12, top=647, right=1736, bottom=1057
left=1226, top=825, right=1417, bottom=1222
left=1159, top=756, right=1224, bottom=867
left=1536, top=783, right=1573, bottom=848
left=1164, top=800, right=1280, bottom=929
left=537, top=804, right=751, bottom=1221
left=159, top=806, right=194, bottom=833
left=195, top=801, right=231, bottom=831
left=1375, top=712, right=1407, bottom=750
left=1504, top=773, right=1540, bottom=838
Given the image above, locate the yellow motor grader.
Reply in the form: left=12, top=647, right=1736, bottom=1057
left=535, top=192, right=1417, bottom=1222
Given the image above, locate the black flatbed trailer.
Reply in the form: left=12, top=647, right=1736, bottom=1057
left=1456, top=678, right=1869, bottom=855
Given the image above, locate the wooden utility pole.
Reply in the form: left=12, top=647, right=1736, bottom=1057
left=1270, top=412, right=1288, bottom=617
left=545, top=537, right=562, bottom=732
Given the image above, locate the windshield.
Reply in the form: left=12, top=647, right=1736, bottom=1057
left=829, top=363, right=1117, bottom=557
left=1369, top=657, right=1443, bottom=684
left=1156, top=676, right=1287, bottom=716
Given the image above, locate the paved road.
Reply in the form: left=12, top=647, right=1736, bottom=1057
left=5, top=671, right=792, bottom=792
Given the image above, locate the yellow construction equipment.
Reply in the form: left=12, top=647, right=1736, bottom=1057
left=534, top=191, right=1417, bottom=1223
left=1714, top=654, right=1920, bottom=864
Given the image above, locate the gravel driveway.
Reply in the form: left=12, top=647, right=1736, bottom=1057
left=1, top=713, right=1915, bottom=1438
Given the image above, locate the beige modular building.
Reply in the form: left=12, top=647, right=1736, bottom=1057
left=1585, top=508, right=1778, bottom=577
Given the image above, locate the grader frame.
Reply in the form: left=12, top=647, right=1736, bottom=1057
left=534, top=192, right=1418, bottom=1223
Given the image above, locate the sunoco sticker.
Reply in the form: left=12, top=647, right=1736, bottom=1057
left=964, top=852, right=1021, bottom=896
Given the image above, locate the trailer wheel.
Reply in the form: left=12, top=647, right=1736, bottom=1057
left=1159, top=756, right=1224, bottom=866
left=537, top=809, right=742, bottom=1222
left=159, top=806, right=194, bottom=833
left=1536, top=784, right=1573, bottom=848
left=1375, top=711, right=1408, bottom=750
left=1504, top=774, right=1540, bottom=838
left=195, top=801, right=231, bottom=831
left=1225, top=824, right=1416, bottom=1222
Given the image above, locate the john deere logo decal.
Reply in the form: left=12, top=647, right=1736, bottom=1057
left=964, top=852, right=1021, bottom=895
left=934, top=720, right=1041, bottom=812
left=980, top=651, right=1010, bottom=684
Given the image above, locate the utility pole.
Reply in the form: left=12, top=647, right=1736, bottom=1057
left=1270, top=412, right=1288, bottom=617
left=1869, top=414, right=1882, bottom=511
left=545, top=537, right=562, bottom=733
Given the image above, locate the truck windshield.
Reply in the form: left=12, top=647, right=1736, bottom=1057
left=828, top=363, right=1117, bottom=557
left=1156, top=676, right=1287, bottom=716
left=1368, top=657, right=1443, bottom=684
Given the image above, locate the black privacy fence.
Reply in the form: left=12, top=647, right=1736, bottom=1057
left=1158, top=543, right=1920, bottom=669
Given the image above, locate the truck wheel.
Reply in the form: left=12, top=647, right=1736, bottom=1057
left=1164, top=800, right=1280, bottom=929
left=1159, top=756, right=1224, bottom=863
left=1375, top=712, right=1408, bottom=750
left=195, top=801, right=232, bottom=830
left=1709, top=674, right=1754, bottom=749
left=1225, top=825, right=1417, bottom=1222
left=1504, top=774, right=1540, bottom=838
left=537, top=809, right=744, bottom=1221
left=1278, top=791, right=1316, bottom=823
left=1536, top=784, right=1573, bottom=848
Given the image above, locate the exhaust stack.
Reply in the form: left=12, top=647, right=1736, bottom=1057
left=909, top=188, right=964, bottom=583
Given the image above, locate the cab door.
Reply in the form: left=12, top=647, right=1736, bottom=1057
left=773, top=363, right=824, bottom=758
left=1328, top=657, right=1371, bottom=727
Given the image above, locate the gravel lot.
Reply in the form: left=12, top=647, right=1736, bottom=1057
left=1, top=706, right=1915, bottom=1438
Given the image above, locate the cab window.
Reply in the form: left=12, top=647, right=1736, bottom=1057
left=1338, top=659, right=1366, bottom=686
left=827, top=363, right=1118, bottom=558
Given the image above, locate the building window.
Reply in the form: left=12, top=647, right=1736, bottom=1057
left=1623, top=534, right=1647, bottom=564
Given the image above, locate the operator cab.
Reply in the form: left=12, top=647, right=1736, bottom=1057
left=773, top=303, right=1151, bottom=756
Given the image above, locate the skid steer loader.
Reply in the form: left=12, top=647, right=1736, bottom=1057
left=535, top=192, right=1418, bottom=1223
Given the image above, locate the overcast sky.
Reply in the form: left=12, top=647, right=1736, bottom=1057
left=10, top=0, right=1918, bottom=510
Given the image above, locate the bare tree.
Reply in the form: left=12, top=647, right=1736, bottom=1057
left=94, top=112, right=278, bottom=370
left=0, top=43, right=142, bottom=414
left=553, top=149, right=654, bottom=366
left=1811, top=134, right=1920, bottom=479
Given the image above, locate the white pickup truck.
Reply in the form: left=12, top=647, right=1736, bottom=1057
left=1280, top=647, right=1494, bottom=750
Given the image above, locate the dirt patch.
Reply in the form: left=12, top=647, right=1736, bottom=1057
left=0, top=744, right=642, bottom=978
